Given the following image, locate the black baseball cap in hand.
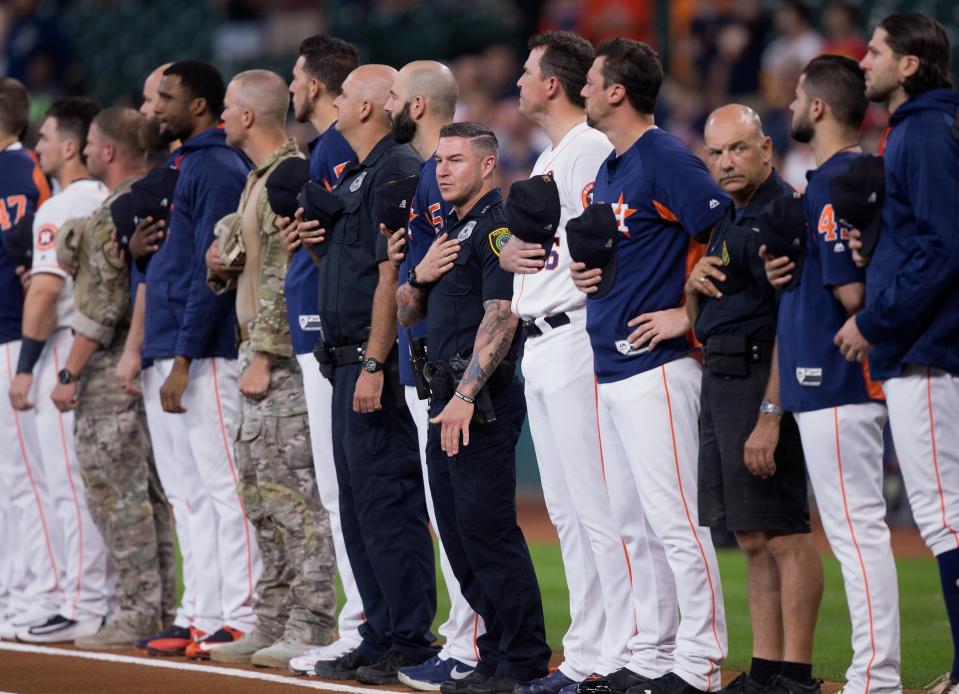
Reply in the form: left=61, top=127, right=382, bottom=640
left=566, top=203, right=619, bottom=299
left=1, top=211, right=34, bottom=268
left=267, top=157, right=310, bottom=220
left=297, top=181, right=344, bottom=258
left=130, top=165, right=179, bottom=224
left=830, top=154, right=884, bottom=258
left=110, top=192, right=135, bottom=257
left=506, top=174, right=562, bottom=256
left=374, top=174, right=419, bottom=232
left=757, top=191, right=806, bottom=291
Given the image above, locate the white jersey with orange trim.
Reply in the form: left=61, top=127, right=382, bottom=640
left=31, top=179, right=108, bottom=330
left=511, top=121, right=612, bottom=321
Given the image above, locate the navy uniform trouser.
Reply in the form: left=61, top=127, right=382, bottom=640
left=330, top=362, right=437, bottom=659
left=426, top=378, right=551, bottom=680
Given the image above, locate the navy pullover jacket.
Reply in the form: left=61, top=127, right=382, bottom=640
left=143, top=126, right=251, bottom=361
left=856, top=89, right=959, bottom=379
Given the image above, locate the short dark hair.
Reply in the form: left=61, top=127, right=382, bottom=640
left=439, top=121, right=498, bottom=158
left=163, top=59, right=227, bottom=118
left=801, top=55, right=868, bottom=129
left=45, top=97, right=101, bottom=165
left=528, top=31, right=595, bottom=108
left=0, top=77, right=30, bottom=138
left=299, top=35, right=360, bottom=97
left=879, top=13, right=954, bottom=96
left=595, top=38, right=663, bottom=114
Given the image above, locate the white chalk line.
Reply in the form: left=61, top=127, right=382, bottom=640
left=0, top=640, right=403, bottom=693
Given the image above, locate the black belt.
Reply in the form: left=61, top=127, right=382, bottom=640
left=329, top=342, right=365, bottom=367
left=522, top=312, right=570, bottom=338
left=703, top=335, right=773, bottom=377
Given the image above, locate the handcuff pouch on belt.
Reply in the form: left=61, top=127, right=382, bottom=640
left=424, top=355, right=497, bottom=424
left=703, top=335, right=773, bottom=378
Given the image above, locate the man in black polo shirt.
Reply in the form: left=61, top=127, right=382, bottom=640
left=306, top=64, right=437, bottom=685
left=684, top=104, right=823, bottom=694
left=396, top=122, right=550, bottom=694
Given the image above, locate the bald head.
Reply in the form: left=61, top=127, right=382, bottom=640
left=228, top=69, right=290, bottom=126
left=703, top=103, right=772, bottom=205
left=141, top=62, right=173, bottom=119
left=335, top=65, right=397, bottom=141
left=396, top=60, right=458, bottom=119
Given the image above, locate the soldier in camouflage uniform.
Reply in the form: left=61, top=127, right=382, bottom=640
left=205, top=70, right=336, bottom=668
left=49, top=107, right=176, bottom=648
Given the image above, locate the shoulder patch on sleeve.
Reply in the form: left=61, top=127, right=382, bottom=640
left=581, top=182, right=595, bottom=208
left=488, top=227, right=511, bottom=256
left=36, top=222, right=58, bottom=250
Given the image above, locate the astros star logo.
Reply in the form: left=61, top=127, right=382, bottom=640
left=612, top=192, right=636, bottom=237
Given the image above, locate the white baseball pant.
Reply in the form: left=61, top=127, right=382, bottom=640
left=883, top=367, right=959, bottom=557
left=34, top=328, right=111, bottom=620
left=151, top=356, right=259, bottom=633
left=405, top=384, right=482, bottom=666
left=598, top=356, right=727, bottom=691
left=296, top=352, right=363, bottom=644
left=795, top=402, right=901, bottom=694
left=521, top=312, right=633, bottom=679
left=142, top=363, right=198, bottom=630
left=0, top=339, right=63, bottom=617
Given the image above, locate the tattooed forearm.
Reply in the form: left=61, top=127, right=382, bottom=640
left=397, top=282, right=428, bottom=327
left=459, top=299, right=517, bottom=397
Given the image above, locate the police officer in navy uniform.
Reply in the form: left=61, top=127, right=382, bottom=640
left=305, top=64, right=438, bottom=685
left=396, top=122, right=550, bottom=694
left=684, top=104, right=823, bottom=694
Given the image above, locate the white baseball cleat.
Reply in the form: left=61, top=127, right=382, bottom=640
left=0, top=609, right=54, bottom=641
left=16, top=614, right=103, bottom=643
left=289, top=636, right=362, bottom=675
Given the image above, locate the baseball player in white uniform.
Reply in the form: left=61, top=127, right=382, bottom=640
left=499, top=33, right=634, bottom=694
left=8, top=98, right=113, bottom=643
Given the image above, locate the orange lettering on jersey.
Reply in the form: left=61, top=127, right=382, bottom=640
left=0, top=201, right=9, bottom=230
left=612, top=192, right=636, bottom=237
left=652, top=200, right=678, bottom=223
left=36, top=223, right=58, bottom=251
left=428, top=202, right=443, bottom=231
left=581, top=182, right=595, bottom=208
left=817, top=204, right=838, bottom=242
left=333, top=161, right=349, bottom=181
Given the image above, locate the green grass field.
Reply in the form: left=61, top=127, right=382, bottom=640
left=429, top=544, right=948, bottom=690
left=175, top=542, right=948, bottom=689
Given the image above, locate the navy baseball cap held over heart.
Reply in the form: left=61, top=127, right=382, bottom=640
left=506, top=174, right=562, bottom=256
left=566, top=203, right=619, bottom=300
left=374, top=174, right=419, bottom=232
left=266, top=157, right=310, bottom=220
left=830, top=154, right=884, bottom=258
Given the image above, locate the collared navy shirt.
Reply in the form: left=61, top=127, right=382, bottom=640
left=425, top=188, right=517, bottom=364
left=695, top=169, right=794, bottom=342
left=317, top=133, right=420, bottom=348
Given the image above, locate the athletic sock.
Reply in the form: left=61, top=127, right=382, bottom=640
left=937, top=548, right=959, bottom=680
left=749, top=658, right=782, bottom=685
left=780, top=662, right=813, bottom=686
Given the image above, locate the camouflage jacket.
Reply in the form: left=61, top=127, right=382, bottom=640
left=56, top=176, right=138, bottom=349
left=208, top=139, right=304, bottom=358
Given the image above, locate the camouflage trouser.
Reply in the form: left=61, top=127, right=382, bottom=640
left=75, top=345, right=177, bottom=634
left=235, top=341, right=336, bottom=644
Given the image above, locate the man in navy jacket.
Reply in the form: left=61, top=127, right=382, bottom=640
left=836, top=14, right=959, bottom=692
left=140, top=59, right=261, bottom=658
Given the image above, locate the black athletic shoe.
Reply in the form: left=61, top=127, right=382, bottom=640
left=765, top=675, right=822, bottom=694
left=720, top=673, right=768, bottom=694
left=629, top=672, right=706, bottom=694
left=581, top=669, right=652, bottom=694
left=356, top=650, right=428, bottom=685
left=314, top=647, right=376, bottom=680
left=441, top=672, right=490, bottom=694
left=469, top=676, right=530, bottom=694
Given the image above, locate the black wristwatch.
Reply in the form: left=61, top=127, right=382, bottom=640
left=58, top=368, right=78, bottom=385
left=362, top=356, right=384, bottom=373
left=408, top=266, right=432, bottom=290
